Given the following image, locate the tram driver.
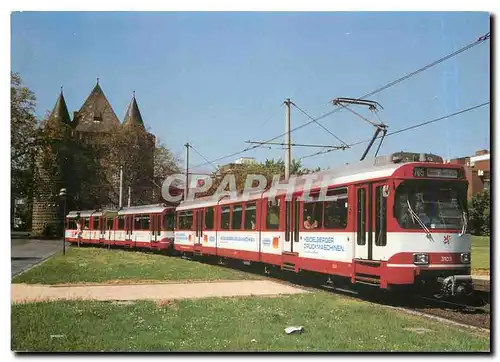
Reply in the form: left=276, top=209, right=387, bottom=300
left=250, top=214, right=256, bottom=230
left=304, top=215, right=318, bottom=229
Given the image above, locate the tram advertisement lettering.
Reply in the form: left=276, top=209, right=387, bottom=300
left=219, top=235, right=256, bottom=244
left=302, top=236, right=345, bottom=253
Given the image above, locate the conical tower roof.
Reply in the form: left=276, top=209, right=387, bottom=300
left=46, top=88, right=71, bottom=127
left=72, top=78, right=120, bottom=132
left=123, top=91, right=145, bottom=129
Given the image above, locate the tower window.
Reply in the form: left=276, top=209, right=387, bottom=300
left=93, top=112, right=103, bottom=123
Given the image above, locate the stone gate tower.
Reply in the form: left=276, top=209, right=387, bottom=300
left=31, top=80, right=155, bottom=237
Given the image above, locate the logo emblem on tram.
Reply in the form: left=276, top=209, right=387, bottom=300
left=443, top=235, right=451, bottom=244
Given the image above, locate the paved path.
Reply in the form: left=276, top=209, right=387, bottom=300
left=11, top=238, right=65, bottom=277
left=472, top=275, right=490, bottom=281
left=11, top=280, right=309, bottom=304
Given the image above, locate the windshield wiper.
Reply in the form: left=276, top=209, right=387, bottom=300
left=459, top=211, right=468, bottom=237
left=407, top=200, right=434, bottom=241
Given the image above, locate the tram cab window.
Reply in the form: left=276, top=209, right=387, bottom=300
left=394, top=181, right=467, bottom=230
left=68, top=219, right=77, bottom=229
left=324, top=188, right=348, bottom=229
left=266, top=199, right=281, bottom=230
left=244, top=203, right=257, bottom=230
left=205, top=207, right=214, bottom=230
left=303, top=193, right=322, bottom=229
left=232, top=205, right=243, bottom=230
left=221, top=206, right=230, bottom=230
left=163, top=213, right=175, bottom=230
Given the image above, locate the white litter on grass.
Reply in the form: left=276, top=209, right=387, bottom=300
left=50, top=335, right=65, bottom=339
left=285, top=326, right=304, bottom=334
left=79, top=263, right=87, bottom=267
left=111, top=301, right=136, bottom=305
left=404, top=327, right=434, bottom=334
left=251, top=339, right=257, bottom=343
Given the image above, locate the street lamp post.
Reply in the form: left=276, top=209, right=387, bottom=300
left=59, top=188, right=67, bottom=255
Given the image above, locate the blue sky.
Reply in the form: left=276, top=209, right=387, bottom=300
left=11, top=11, right=490, bottom=173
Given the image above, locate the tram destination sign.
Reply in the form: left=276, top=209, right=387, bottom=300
left=413, top=167, right=459, bottom=179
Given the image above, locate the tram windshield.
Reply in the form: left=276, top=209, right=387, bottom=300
left=394, top=180, right=467, bottom=230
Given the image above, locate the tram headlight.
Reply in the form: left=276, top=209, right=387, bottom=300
left=413, top=253, right=429, bottom=265
left=460, top=252, right=471, bottom=264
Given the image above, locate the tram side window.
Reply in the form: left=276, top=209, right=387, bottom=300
left=232, top=204, right=243, bottom=230
left=163, top=213, right=175, bottom=230
left=303, top=193, right=322, bottom=229
left=83, top=218, right=90, bottom=229
left=357, top=189, right=366, bottom=245
left=244, top=203, right=257, bottom=230
left=134, top=215, right=142, bottom=230
left=375, top=186, right=387, bottom=246
left=178, top=211, right=193, bottom=230
left=107, top=218, right=114, bottom=230
left=205, top=207, right=214, bottom=230
left=324, top=188, right=348, bottom=229
left=141, top=215, right=150, bottom=230
left=176, top=213, right=182, bottom=229
left=221, top=206, right=230, bottom=230
left=266, top=199, right=281, bottom=230
left=68, top=219, right=77, bottom=229
left=92, top=217, right=99, bottom=230
left=185, top=211, right=194, bottom=230
left=118, top=216, right=125, bottom=230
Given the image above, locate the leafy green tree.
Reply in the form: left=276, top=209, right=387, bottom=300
left=107, top=125, right=181, bottom=206
left=468, top=189, right=490, bottom=236
left=11, top=72, right=38, bottom=229
left=195, top=157, right=322, bottom=198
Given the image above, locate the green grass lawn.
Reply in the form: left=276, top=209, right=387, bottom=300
left=12, top=247, right=261, bottom=285
left=11, top=292, right=489, bottom=352
left=471, top=236, right=490, bottom=275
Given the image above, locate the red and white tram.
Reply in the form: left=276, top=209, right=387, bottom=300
left=64, top=152, right=472, bottom=297
left=174, top=152, right=472, bottom=296
left=65, top=204, right=176, bottom=251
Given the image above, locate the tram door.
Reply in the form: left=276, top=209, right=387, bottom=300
left=99, top=216, right=106, bottom=241
left=150, top=214, right=157, bottom=243
left=194, top=209, right=204, bottom=246
left=284, top=196, right=300, bottom=253
left=106, top=217, right=113, bottom=242
left=151, top=214, right=161, bottom=243
left=354, top=184, right=373, bottom=260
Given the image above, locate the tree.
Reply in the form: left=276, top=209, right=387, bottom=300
left=194, top=157, right=322, bottom=198
left=11, top=72, right=38, bottom=228
left=468, top=189, right=490, bottom=236
left=106, top=125, right=181, bottom=206
left=152, top=139, right=182, bottom=202
left=262, top=158, right=321, bottom=175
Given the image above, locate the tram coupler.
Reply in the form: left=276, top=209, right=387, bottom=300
left=438, top=275, right=473, bottom=297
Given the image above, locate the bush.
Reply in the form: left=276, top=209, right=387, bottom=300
left=42, top=222, right=57, bottom=238
left=468, top=189, right=490, bottom=236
